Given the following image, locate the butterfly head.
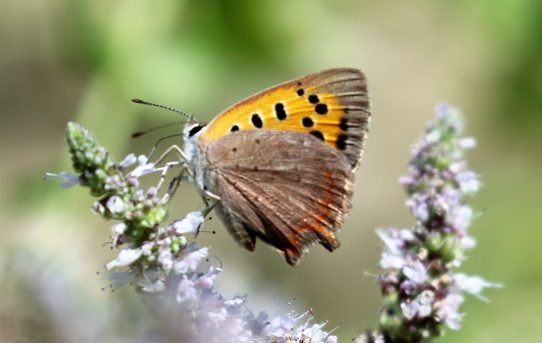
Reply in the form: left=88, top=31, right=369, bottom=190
left=182, top=120, right=207, bottom=163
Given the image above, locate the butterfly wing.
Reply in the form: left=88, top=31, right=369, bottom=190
left=199, top=68, right=370, bottom=170
left=204, top=130, right=354, bottom=265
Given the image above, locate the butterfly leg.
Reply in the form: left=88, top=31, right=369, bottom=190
left=146, top=133, right=184, bottom=161
left=153, top=144, right=191, bottom=173
left=166, top=165, right=192, bottom=199
left=203, top=189, right=221, bottom=201
left=201, top=198, right=219, bottom=217
left=151, top=144, right=193, bottom=198
left=155, top=161, right=184, bottom=191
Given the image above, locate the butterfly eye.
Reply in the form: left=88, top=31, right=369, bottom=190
left=188, top=125, right=204, bottom=137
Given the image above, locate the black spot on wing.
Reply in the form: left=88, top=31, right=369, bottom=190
left=310, top=130, right=324, bottom=141
left=339, top=118, right=348, bottom=131
left=302, top=117, right=314, bottom=128
left=315, top=103, right=328, bottom=115
left=275, top=103, right=287, bottom=120
left=251, top=113, right=263, bottom=128
left=336, top=134, right=348, bottom=150
left=308, top=94, right=319, bottom=104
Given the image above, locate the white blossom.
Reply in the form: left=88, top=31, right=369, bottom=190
left=380, top=252, right=405, bottom=269
left=402, top=257, right=428, bottom=284
left=173, top=211, right=204, bottom=235
left=46, top=172, right=80, bottom=188
left=105, top=248, right=142, bottom=270
left=106, top=195, right=125, bottom=214
left=458, top=137, right=476, bottom=149
left=425, top=130, right=441, bottom=144
left=173, top=247, right=209, bottom=274
left=119, top=153, right=137, bottom=168
left=129, top=155, right=156, bottom=177
left=436, top=293, right=464, bottom=330
left=176, top=276, right=198, bottom=303
left=454, top=274, right=503, bottom=301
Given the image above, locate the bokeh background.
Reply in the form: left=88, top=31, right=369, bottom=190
left=1, top=0, right=541, bottom=342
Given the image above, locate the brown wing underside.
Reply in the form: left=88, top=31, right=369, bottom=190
left=205, top=130, right=354, bottom=265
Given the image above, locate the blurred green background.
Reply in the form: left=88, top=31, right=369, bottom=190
left=1, top=0, right=541, bottom=342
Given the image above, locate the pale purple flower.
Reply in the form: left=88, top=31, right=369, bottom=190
left=224, top=298, right=245, bottom=307
left=400, top=280, right=418, bottom=296
left=176, top=276, right=198, bottom=303
left=141, top=242, right=154, bottom=256
left=401, top=290, right=435, bottom=320
left=456, top=170, right=481, bottom=194
left=454, top=274, right=502, bottom=301
left=141, top=279, right=165, bottom=293
left=129, top=155, right=156, bottom=177
left=262, top=310, right=333, bottom=343
left=400, top=300, right=418, bottom=320
left=126, top=175, right=139, bottom=186
left=434, top=102, right=450, bottom=118
left=425, top=130, right=441, bottom=144
left=105, top=248, right=142, bottom=270
left=402, top=256, right=428, bottom=284
left=198, top=275, right=215, bottom=290
left=436, top=293, right=464, bottom=330
left=459, top=235, right=476, bottom=250
left=157, top=244, right=173, bottom=270
left=458, top=137, right=476, bottom=149
left=92, top=201, right=106, bottom=215
left=376, top=228, right=415, bottom=256
left=106, top=195, right=126, bottom=214
left=208, top=308, right=229, bottom=326
left=406, top=194, right=430, bottom=222
left=380, top=252, right=405, bottom=269
left=172, top=211, right=204, bottom=235
left=45, top=172, right=80, bottom=188
left=264, top=311, right=297, bottom=337
left=111, top=222, right=127, bottom=235
left=173, top=247, right=209, bottom=274
left=448, top=205, right=473, bottom=232
left=119, top=153, right=137, bottom=168
left=416, top=290, right=435, bottom=317
left=299, top=322, right=329, bottom=342
left=111, top=222, right=127, bottom=247
left=146, top=186, right=158, bottom=197
left=398, top=175, right=416, bottom=186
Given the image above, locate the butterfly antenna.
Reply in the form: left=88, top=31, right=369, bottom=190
left=131, top=121, right=184, bottom=138
left=132, top=98, right=195, bottom=121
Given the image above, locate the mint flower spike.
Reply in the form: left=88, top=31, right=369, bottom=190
left=65, top=122, right=115, bottom=197
left=357, top=104, right=500, bottom=343
left=56, top=121, right=337, bottom=342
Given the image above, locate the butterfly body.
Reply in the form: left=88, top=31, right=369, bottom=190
left=182, top=68, right=370, bottom=265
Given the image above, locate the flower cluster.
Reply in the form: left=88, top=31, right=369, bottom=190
left=54, top=104, right=497, bottom=342
left=356, top=104, right=500, bottom=342
left=54, top=122, right=336, bottom=343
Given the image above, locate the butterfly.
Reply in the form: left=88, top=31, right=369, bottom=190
left=181, top=68, right=370, bottom=265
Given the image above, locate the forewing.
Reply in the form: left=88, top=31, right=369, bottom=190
left=205, top=130, right=354, bottom=265
left=199, top=68, right=371, bottom=170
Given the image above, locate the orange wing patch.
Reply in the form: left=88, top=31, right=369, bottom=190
left=199, top=68, right=370, bottom=169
